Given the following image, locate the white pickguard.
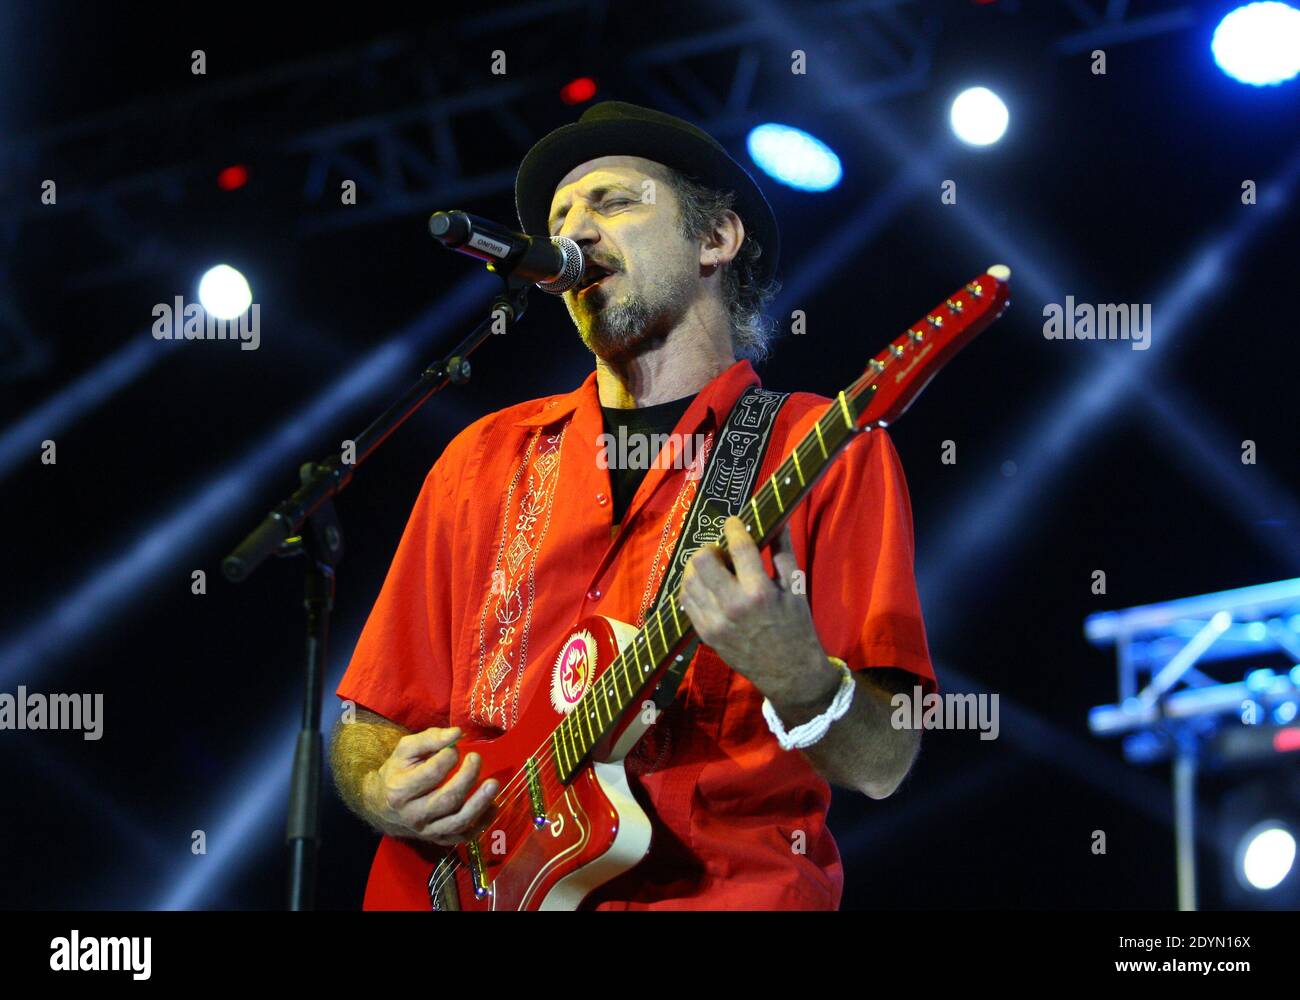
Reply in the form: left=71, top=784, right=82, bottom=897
left=536, top=759, right=653, bottom=910
left=536, top=617, right=655, bottom=909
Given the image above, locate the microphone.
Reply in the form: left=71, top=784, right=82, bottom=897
left=428, top=210, right=584, bottom=294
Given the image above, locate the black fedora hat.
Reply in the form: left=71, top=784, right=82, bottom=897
left=515, top=100, right=780, bottom=284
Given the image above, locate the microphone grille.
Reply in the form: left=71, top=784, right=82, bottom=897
left=537, top=237, right=585, bottom=294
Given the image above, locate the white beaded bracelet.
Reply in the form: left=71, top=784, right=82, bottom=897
left=761, top=656, right=855, bottom=751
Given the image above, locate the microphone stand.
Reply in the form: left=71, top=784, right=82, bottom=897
left=222, top=267, right=534, bottom=911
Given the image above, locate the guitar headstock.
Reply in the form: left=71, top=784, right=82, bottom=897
left=857, top=265, right=1011, bottom=428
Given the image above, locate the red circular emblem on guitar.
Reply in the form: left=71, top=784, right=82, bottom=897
left=550, top=629, right=595, bottom=714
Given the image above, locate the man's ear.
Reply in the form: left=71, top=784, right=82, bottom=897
left=702, top=209, right=745, bottom=267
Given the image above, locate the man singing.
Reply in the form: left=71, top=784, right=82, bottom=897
left=330, top=101, right=936, bottom=909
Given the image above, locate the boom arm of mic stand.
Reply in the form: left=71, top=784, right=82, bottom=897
left=222, top=274, right=531, bottom=582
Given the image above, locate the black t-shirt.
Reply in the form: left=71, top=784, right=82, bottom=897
left=600, top=392, right=698, bottom=525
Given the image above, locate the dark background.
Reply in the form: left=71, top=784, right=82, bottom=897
left=2, top=0, right=1298, bottom=910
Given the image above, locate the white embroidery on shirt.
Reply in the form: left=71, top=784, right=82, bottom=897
left=471, top=425, right=567, bottom=729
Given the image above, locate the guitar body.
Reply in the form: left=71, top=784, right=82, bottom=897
left=362, top=614, right=659, bottom=911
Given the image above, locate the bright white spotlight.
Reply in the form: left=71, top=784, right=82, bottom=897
left=950, top=87, right=1009, bottom=146
left=1238, top=823, right=1296, bottom=890
left=746, top=124, right=842, bottom=191
left=1213, top=3, right=1300, bottom=86
left=197, top=264, right=253, bottom=320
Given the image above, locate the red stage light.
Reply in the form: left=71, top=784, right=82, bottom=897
left=217, top=165, right=249, bottom=191
left=560, top=77, right=597, bottom=105
left=1274, top=727, right=1300, bottom=753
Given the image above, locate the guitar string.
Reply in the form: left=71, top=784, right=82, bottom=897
left=421, top=287, right=992, bottom=901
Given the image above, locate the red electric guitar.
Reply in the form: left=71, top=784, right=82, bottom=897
left=362, top=267, right=1012, bottom=909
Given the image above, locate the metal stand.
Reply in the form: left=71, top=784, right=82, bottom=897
left=1172, top=737, right=1198, bottom=911
left=282, top=482, right=343, bottom=910
left=1086, top=577, right=1300, bottom=909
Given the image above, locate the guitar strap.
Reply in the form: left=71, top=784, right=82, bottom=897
left=642, top=384, right=790, bottom=711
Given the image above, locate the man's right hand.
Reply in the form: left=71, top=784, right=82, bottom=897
left=362, top=727, right=500, bottom=846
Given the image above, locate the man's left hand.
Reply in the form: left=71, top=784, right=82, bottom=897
left=681, top=515, right=840, bottom=718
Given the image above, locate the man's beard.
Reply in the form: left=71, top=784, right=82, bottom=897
left=569, top=269, right=693, bottom=361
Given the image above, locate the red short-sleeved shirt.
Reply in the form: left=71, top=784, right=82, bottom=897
left=336, top=358, right=936, bottom=909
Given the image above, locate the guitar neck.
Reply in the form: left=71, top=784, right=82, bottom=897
left=548, top=270, right=1011, bottom=781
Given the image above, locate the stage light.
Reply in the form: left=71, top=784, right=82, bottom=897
left=949, top=87, right=1009, bottom=146
left=217, top=165, right=249, bottom=191
left=197, top=265, right=252, bottom=320
left=1237, top=822, right=1296, bottom=890
left=1212, top=3, right=1300, bottom=86
left=560, top=77, right=597, bottom=104
left=1219, top=776, right=1300, bottom=907
left=746, top=124, right=842, bottom=191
